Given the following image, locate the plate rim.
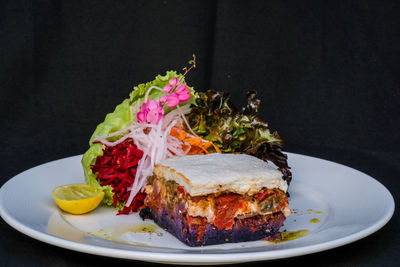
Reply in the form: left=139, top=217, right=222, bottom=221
left=0, top=153, right=395, bottom=264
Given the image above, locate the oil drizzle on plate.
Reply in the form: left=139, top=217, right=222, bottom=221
left=307, top=209, right=324, bottom=214
left=88, top=223, right=161, bottom=247
left=129, top=223, right=158, bottom=233
left=269, top=230, right=310, bottom=244
left=310, top=218, right=320, bottom=224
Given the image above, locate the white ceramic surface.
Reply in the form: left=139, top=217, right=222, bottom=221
left=0, top=153, right=394, bottom=265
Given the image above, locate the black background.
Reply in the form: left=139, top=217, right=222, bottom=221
left=1, top=1, right=399, bottom=266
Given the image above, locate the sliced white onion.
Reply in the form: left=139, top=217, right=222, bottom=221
left=95, top=103, right=206, bottom=208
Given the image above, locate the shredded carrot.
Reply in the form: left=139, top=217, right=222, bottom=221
left=170, top=127, right=221, bottom=155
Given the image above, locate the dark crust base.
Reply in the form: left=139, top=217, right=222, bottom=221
left=139, top=206, right=286, bottom=247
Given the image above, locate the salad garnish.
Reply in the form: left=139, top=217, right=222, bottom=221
left=82, top=56, right=290, bottom=214
left=84, top=56, right=220, bottom=213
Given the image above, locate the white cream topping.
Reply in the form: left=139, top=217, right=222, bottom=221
left=155, top=153, right=288, bottom=196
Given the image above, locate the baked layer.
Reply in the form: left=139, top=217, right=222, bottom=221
left=154, top=153, right=288, bottom=196
left=141, top=175, right=290, bottom=246
left=140, top=206, right=286, bottom=246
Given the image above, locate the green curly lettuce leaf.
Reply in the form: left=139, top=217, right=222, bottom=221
left=188, top=90, right=284, bottom=151
left=81, top=71, right=194, bottom=207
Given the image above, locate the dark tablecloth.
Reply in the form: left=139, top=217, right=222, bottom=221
left=1, top=1, right=399, bottom=266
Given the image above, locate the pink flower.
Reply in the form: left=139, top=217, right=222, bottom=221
left=178, top=90, right=190, bottom=102
left=169, top=77, right=179, bottom=86
left=137, top=99, right=165, bottom=124
left=175, top=84, right=190, bottom=102
left=163, top=84, right=173, bottom=94
left=159, top=94, right=168, bottom=104
left=136, top=77, right=191, bottom=125
left=160, top=78, right=191, bottom=108
left=175, top=84, right=186, bottom=93
left=161, top=93, right=180, bottom=108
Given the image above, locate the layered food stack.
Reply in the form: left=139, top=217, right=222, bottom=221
left=140, top=153, right=290, bottom=246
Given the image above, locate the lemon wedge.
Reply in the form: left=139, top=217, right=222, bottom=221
left=52, top=184, right=104, bottom=215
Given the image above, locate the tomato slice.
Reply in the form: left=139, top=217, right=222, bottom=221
left=213, top=194, right=244, bottom=230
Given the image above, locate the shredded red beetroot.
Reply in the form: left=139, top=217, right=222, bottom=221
left=91, top=138, right=146, bottom=214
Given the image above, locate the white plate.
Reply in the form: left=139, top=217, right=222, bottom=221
left=0, top=153, right=394, bottom=265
